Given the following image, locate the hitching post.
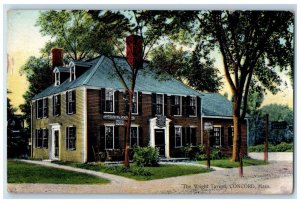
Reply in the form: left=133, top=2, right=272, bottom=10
left=264, top=114, right=269, bottom=162
left=206, top=130, right=211, bottom=169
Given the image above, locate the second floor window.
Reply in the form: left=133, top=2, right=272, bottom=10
left=42, top=98, right=48, bottom=118
left=132, top=92, right=138, bottom=114
left=172, top=96, right=181, bottom=116
left=189, top=96, right=197, bottom=116
left=66, top=91, right=76, bottom=114
left=105, top=89, right=114, bottom=113
left=53, top=95, right=61, bottom=116
left=156, top=94, right=163, bottom=115
left=37, top=98, right=48, bottom=118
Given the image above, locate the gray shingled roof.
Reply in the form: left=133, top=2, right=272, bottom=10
left=32, top=56, right=202, bottom=100
left=201, top=93, right=233, bottom=117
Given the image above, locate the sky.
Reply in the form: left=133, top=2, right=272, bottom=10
left=6, top=10, right=294, bottom=114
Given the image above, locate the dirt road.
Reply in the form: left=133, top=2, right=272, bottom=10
left=6, top=160, right=293, bottom=195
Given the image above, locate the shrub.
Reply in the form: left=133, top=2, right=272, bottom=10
left=130, top=167, right=152, bottom=176
left=248, top=142, right=293, bottom=152
left=133, top=146, right=159, bottom=167
left=210, top=148, right=222, bottom=160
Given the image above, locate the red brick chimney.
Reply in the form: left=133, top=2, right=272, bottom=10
left=51, top=48, right=63, bottom=69
left=126, top=35, right=143, bottom=69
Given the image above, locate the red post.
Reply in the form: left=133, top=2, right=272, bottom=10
left=264, top=114, right=269, bottom=162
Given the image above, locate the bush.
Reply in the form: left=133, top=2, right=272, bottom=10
left=133, top=146, right=159, bottom=167
left=248, top=142, right=293, bottom=152
left=211, top=148, right=222, bottom=160
left=130, top=167, right=152, bottom=176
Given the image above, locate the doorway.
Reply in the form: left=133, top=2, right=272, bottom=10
left=155, top=129, right=165, bottom=156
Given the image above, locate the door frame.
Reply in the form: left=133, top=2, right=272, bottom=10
left=50, top=124, right=61, bottom=160
left=149, top=117, right=171, bottom=158
left=154, top=129, right=165, bottom=156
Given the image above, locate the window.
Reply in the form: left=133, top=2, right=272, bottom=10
left=105, top=126, right=114, bottom=149
left=42, top=98, right=48, bottom=118
left=130, top=127, right=139, bottom=147
left=66, top=126, right=76, bottom=150
left=105, top=89, right=114, bottom=113
left=70, top=66, right=76, bottom=81
left=53, top=95, right=61, bottom=116
left=156, top=94, right=163, bottom=115
left=132, top=92, right=138, bottom=114
left=35, top=129, right=48, bottom=148
left=175, top=126, right=182, bottom=148
left=228, top=127, right=234, bottom=146
left=67, top=91, right=76, bottom=114
left=173, top=96, right=181, bottom=116
left=189, top=96, right=197, bottom=116
left=213, top=127, right=221, bottom=146
left=37, top=99, right=43, bottom=118
left=55, top=72, right=60, bottom=86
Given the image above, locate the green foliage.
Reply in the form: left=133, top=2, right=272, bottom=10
left=249, top=142, right=293, bottom=152
left=130, top=167, right=152, bottom=176
left=133, top=146, right=159, bottom=167
left=259, top=104, right=293, bottom=125
left=7, top=160, right=110, bottom=184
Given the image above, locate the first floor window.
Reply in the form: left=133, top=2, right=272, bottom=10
left=228, top=127, right=234, bottom=146
left=130, top=127, right=139, bottom=147
left=66, top=126, right=76, bottom=150
left=105, top=126, right=114, bottom=149
left=175, top=126, right=182, bottom=147
left=35, top=129, right=48, bottom=148
left=213, top=127, right=221, bottom=146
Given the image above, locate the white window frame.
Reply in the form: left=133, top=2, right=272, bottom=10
left=213, top=125, right=222, bottom=147
left=104, top=89, right=115, bottom=114
left=174, top=125, right=183, bottom=148
left=132, top=91, right=139, bottom=115
left=67, top=90, right=76, bottom=115
left=36, top=99, right=43, bottom=119
left=42, top=98, right=48, bottom=118
left=66, top=126, right=76, bottom=151
left=130, top=125, right=139, bottom=148
left=105, top=124, right=115, bottom=150
left=69, top=64, right=76, bottom=81
left=189, top=96, right=197, bottom=117
left=55, top=71, right=60, bottom=86
left=53, top=94, right=61, bottom=116
left=156, top=93, right=164, bottom=115
left=173, top=95, right=182, bottom=116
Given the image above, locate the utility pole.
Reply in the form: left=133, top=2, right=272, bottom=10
left=264, top=114, right=269, bottom=162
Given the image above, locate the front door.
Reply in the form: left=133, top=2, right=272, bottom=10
left=155, top=129, right=165, bottom=156
left=54, top=130, right=59, bottom=158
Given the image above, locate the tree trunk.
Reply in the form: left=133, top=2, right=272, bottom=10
left=232, top=115, right=240, bottom=161
left=124, top=90, right=133, bottom=168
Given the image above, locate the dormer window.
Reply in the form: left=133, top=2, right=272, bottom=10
left=55, top=71, right=60, bottom=86
left=70, top=65, right=76, bottom=81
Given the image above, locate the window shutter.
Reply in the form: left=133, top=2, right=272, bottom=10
left=228, top=127, right=233, bottom=146
left=151, top=93, right=156, bottom=117
left=170, top=95, right=175, bottom=116
left=138, top=92, right=142, bottom=115
left=124, top=91, right=129, bottom=115
left=186, top=96, right=191, bottom=117
left=138, top=126, right=143, bottom=147
left=186, top=127, right=191, bottom=146
left=164, top=94, right=168, bottom=116
left=182, top=97, right=186, bottom=117
left=45, top=129, right=48, bottom=149
left=114, top=90, right=119, bottom=114
left=73, top=127, right=77, bottom=150
left=221, top=127, right=224, bottom=146
left=197, top=96, right=201, bottom=118
left=72, top=91, right=76, bottom=114
left=35, top=129, right=37, bottom=148
left=66, top=127, right=69, bottom=149
left=182, top=127, right=186, bottom=147
left=210, top=130, right=214, bottom=147
left=46, top=98, right=49, bottom=117
left=66, top=91, right=69, bottom=114
left=169, top=125, right=175, bottom=149
left=100, top=88, right=105, bottom=113
left=99, top=125, right=105, bottom=150
left=52, top=96, right=55, bottom=116
left=58, top=95, right=61, bottom=116
left=114, top=126, right=119, bottom=149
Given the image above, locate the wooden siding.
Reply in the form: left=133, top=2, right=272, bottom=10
left=32, top=88, right=85, bottom=162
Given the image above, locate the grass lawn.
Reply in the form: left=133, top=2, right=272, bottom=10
left=53, top=161, right=212, bottom=181
left=199, top=158, right=268, bottom=168
left=7, top=160, right=110, bottom=184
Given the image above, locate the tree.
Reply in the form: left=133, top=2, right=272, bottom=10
left=7, top=90, right=17, bottom=120
left=150, top=42, right=223, bottom=92
left=36, top=10, right=125, bottom=60
left=19, top=57, right=52, bottom=126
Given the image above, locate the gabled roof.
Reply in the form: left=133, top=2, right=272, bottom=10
left=201, top=93, right=233, bottom=117
left=32, top=55, right=202, bottom=100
